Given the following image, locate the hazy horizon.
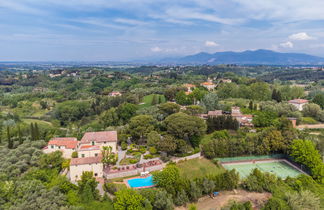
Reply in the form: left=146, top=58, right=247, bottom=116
left=1, top=0, right=324, bottom=61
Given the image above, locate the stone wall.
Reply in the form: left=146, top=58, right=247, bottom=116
left=171, top=152, right=201, bottom=163
left=104, top=164, right=164, bottom=179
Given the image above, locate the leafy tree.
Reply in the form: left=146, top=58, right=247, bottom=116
left=128, top=115, right=156, bottom=141
left=158, top=135, right=177, bottom=154
left=158, top=102, right=180, bottom=117
left=174, top=189, right=189, bottom=206
left=250, top=82, right=271, bottom=101
left=252, top=112, right=277, bottom=127
left=243, top=168, right=277, bottom=192
left=312, top=93, right=324, bottom=109
left=54, top=100, right=91, bottom=124
left=184, top=105, right=204, bottom=115
left=263, top=197, right=289, bottom=210
left=189, top=180, right=202, bottom=201
left=114, top=189, right=145, bottom=210
left=201, top=93, right=220, bottom=111
left=78, top=171, right=99, bottom=202
left=71, top=151, right=78, bottom=158
left=152, top=189, right=174, bottom=210
left=153, top=165, right=181, bottom=195
left=175, top=91, right=193, bottom=105
left=38, top=151, right=64, bottom=170
left=147, top=131, right=160, bottom=147
left=116, top=103, right=138, bottom=124
left=100, top=107, right=119, bottom=127
left=289, top=139, right=324, bottom=183
left=285, top=190, right=320, bottom=210
left=163, top=112, right=206, bottom=145
left=302, top=103, right=322, bottom=119
left=101, top=146, right=118, bottom=168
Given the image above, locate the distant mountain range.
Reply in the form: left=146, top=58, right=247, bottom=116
left=160, top=49, right=324, bottom=65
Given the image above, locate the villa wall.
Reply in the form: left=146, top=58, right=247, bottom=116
left=70, top=162, right=103, bottom=182
left=104, top=164, right=164, bottom=179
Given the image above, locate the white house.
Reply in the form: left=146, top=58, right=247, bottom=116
left=79, top=131, right=118, bottom=153
left=201, top=81, right=216, bottom=91
left=43, top=137, right=78, bottom=159
left=288, top=99, right=309, bottom=111
left=69, top=156, right=103, bottom=182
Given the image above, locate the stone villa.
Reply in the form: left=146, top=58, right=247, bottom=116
left=43, top=131, right=118, bottom=182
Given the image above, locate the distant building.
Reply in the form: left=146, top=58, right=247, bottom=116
left=288, top=99, right=309, bottom=111
left=43, top=137, right=78, bottom=159
left=201, top=79, right=216, bottom=91
left=183, top=84, right=196, bottom=95
left=220, top=79, right=232, bottom=83
left=109, top=91, right=122, bottom=97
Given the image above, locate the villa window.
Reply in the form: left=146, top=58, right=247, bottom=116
left=58, top=146, right=61, bottom=149
left=104, top=141, right=106, bottom=144
left=81, top=154, right=85, bottom=158
left=95, top=153, right=98, bottom=157
left=92, top=141, right=95, bottom=145
left=51, top=145, right=54, bottom=149
left=94, top=173, right=98, bottom=176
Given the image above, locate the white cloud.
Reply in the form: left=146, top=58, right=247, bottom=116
left=151, top=46, right=162, bottom=52
left=114, top=18, right=147, bottom=26
left=205, top=41, right=219, bottom=47
left=280, top=41, right=294, bottom=48
left=289, top=32, right=314, bottom=40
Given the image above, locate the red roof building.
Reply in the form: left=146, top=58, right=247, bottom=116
left=47, top=137, right=78, bottom=149
left=81, top=131, right=117, bottom=143
left=70, top=155, right=102, bottom=166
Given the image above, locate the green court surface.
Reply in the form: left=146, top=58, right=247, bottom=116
left=223, top=161, right=303, bottom=179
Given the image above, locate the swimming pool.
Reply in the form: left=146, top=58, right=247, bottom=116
left=126, top=175, right=155, bottom=188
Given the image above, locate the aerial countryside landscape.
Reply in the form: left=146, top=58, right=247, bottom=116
left=0, top=1, right=324, bottom=210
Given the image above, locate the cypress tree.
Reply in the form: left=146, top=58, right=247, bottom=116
left=249, top=101, right=253, bottom=110
left=158, top=95, right=162, bottom=104
left=254, top=104, right=258, bottom=110
left=30, top=123, right=35, bottom=141
left=18, top=125, right=23, bottom=144
left=7, top=126, right=13, bottom=149
left=151, top=95, right=158, bottom=105
left=35, top=123, right=40, bottom=140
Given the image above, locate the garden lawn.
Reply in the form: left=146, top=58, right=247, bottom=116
left=138, top=94, right=166, bottom=108
left=177, top=158, right=225, bottom=180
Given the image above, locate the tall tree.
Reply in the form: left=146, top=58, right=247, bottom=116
left=101, top=146, right=118, bottom=169
left=30, top=123, right=35, bottom=141
left=151, top=95, right=158, bottom=105
left=7, top=126, right=13, bottom=149
left=18, top=125, right=23, bottom=144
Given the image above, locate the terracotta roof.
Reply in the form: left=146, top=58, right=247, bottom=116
left=70, top=155, right=102, bottom=165
left=208, top=110, right=222, bottom=116
left=183, top=84, right=196, bottom=88
left=201, top=82, right=214, bottom=86
left=288, top=99, right=309, bottom=104
left=81, top=131, right=117, bottom=143
left=48, top=137, right=78, bottom=149
left=79, top=145, right=101, bottom=151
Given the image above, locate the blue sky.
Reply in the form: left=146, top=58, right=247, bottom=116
left=1, top=0, right=324, bottom=61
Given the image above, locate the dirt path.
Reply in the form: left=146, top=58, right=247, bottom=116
left=176, top=190, right=271, bottom=210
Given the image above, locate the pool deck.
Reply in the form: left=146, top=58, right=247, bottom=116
left=124, top=175, right=156, bottom=189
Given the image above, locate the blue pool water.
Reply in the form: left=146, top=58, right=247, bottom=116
left=127, top=175, right=155, bottom=188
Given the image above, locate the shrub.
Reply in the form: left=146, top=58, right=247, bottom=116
left=144, top=154, right=153, bottom=159
left=149, top=147, right=157, bottom=154
left=121, top=142, right=127, bottom=150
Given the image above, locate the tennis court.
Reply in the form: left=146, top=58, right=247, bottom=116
left=222, top=160, right=304, bottom=179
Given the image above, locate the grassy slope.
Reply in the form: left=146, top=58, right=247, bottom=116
left=138, top=94, right=166, bottom=109
left=177, top=158, right=225, bottom=180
